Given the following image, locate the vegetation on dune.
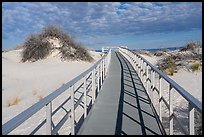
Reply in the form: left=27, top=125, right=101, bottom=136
left=6, top=96, right=20, bottom=107
left=135, top=50, right=153, bottom=57
left=190, top=62, right=201, bottom=72
left=156, top=41, right=202, bottom=75
left=22, top=34, right=52, bottom=62
left=154, top=49, right=169, bottom=56
left=157, top=55, right=177, bottom=76
left=21, top=25, right=93, bottom=62
left=180, top=41, right=201, bottom=53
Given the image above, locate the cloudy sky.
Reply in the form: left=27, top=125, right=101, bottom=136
left=2, top=2, right=202, bottom=50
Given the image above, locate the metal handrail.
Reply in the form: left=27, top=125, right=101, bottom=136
left=2, top=50, right=111, bottom=135
left=119, top=47, right=202, bottom=135
left=119, top=47, right=202, bottom=112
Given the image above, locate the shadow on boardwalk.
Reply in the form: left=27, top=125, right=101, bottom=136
left=115, top=52, right=166, bottom=135
left=30, top=51, right=166, bottom=135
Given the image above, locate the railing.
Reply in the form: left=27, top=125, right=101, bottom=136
left=2, top=49, right=112, bottom=135
left=119, top=47, right=202, bottom=135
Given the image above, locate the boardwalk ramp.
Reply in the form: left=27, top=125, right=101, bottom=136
left=78, top=51, right=165, bottom=135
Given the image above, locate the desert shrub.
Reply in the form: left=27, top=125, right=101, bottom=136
left=180, top=41, right=200, bottom=53
left=154, top=50, right=169, bottom=56
left=22, top=34, right=52, bottom=62
left=60, top=43, right=77, bottom=61
left=60, top=42, right=93, bottom=62
left=154, top=51, right=164, bottom=56
left=190, top=62, right=200, bottom=72
left=73, top=43, right=94, bottom=62
left=164, top=68, right=176, bottom=76
left=40, top=24, right=66, bottom=39
left=22, top=24, right=93, bottom=62
left=157, top=55, right=177, bottom=75
left=37, top=95, right=44, bottom=101
left=7, top=96, right=20, bottom=107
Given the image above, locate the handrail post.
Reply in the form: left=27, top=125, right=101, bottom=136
left=97, top=65, right=100, bottom=93
left=103, top=58, right=106, bottom=79
left=92, top=69, right=96, bottom=104
left=84, top=76, right=87, bottom=118
left=138, top=57, right=140, bottom=76
left=140, top=59, right=143, bottom=82
left=150, top=69, right=154, bottom=104
left=141, top=59, right=143, bottom=79
left=189, top=103, right=195, bottom=135
left=152, top=70, right=155, bottom=92
left=139, top=58, right=141, bottom=78
left=101, top=61, right=103, bottom=85
left=159, top=76, right=162, bottom=122
left=71, top=85, right=75, bottom=135
left=169, top=84, right=173, bottom=135
left=103, top=58, right=105, bottom=80
left=143, top=61, right=145, bottom=84
left=133, top=55, right=137, bottom=71
left=46, top=102, right=52, bottom=135
left=146, top=65, right=149, bottom=95
left=143, top=61, right=146, bottom=84
left=152, top=70, right=155, bottom=106
left=136, top=55, right=139, bottom=73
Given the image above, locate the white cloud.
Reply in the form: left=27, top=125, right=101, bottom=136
left=2, top=2, right=202, bottom=48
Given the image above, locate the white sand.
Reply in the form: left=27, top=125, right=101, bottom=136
left=2, top=48, right=101, bottom=134
left=2, top=48, right=201, bottom=135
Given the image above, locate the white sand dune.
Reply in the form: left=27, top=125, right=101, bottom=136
left=2, top=48, right=101, bottom=134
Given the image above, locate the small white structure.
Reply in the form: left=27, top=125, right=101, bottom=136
left=101, top=46, right=120, bottom=52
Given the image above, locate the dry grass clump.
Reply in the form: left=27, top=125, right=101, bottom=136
left=157, top=53, right=202, bottom=75
left=156, top=41, right=202, bottom=75
left=157, top=55, right=177, bottom=75
left=190, top=62, right=201, bottom=72
left=135, top=50, right=152, bottom=57
left=7, top=96, right=20, bottom=107
left=180, top=41, right=200, bottom=52
left=21, top=25, right=93, bottom=62
left=37, top=95, right=44, bottom=101
left=32, top=89, right=44, bottom=101
left=164, top=68, right=176, bottom=76
left=154, top=50, right=169, bottom=56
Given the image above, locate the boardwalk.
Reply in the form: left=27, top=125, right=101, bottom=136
left=78, top=51, right=166, bottom=135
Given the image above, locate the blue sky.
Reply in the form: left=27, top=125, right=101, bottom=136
left=2, top=2, right=202, bottom=50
